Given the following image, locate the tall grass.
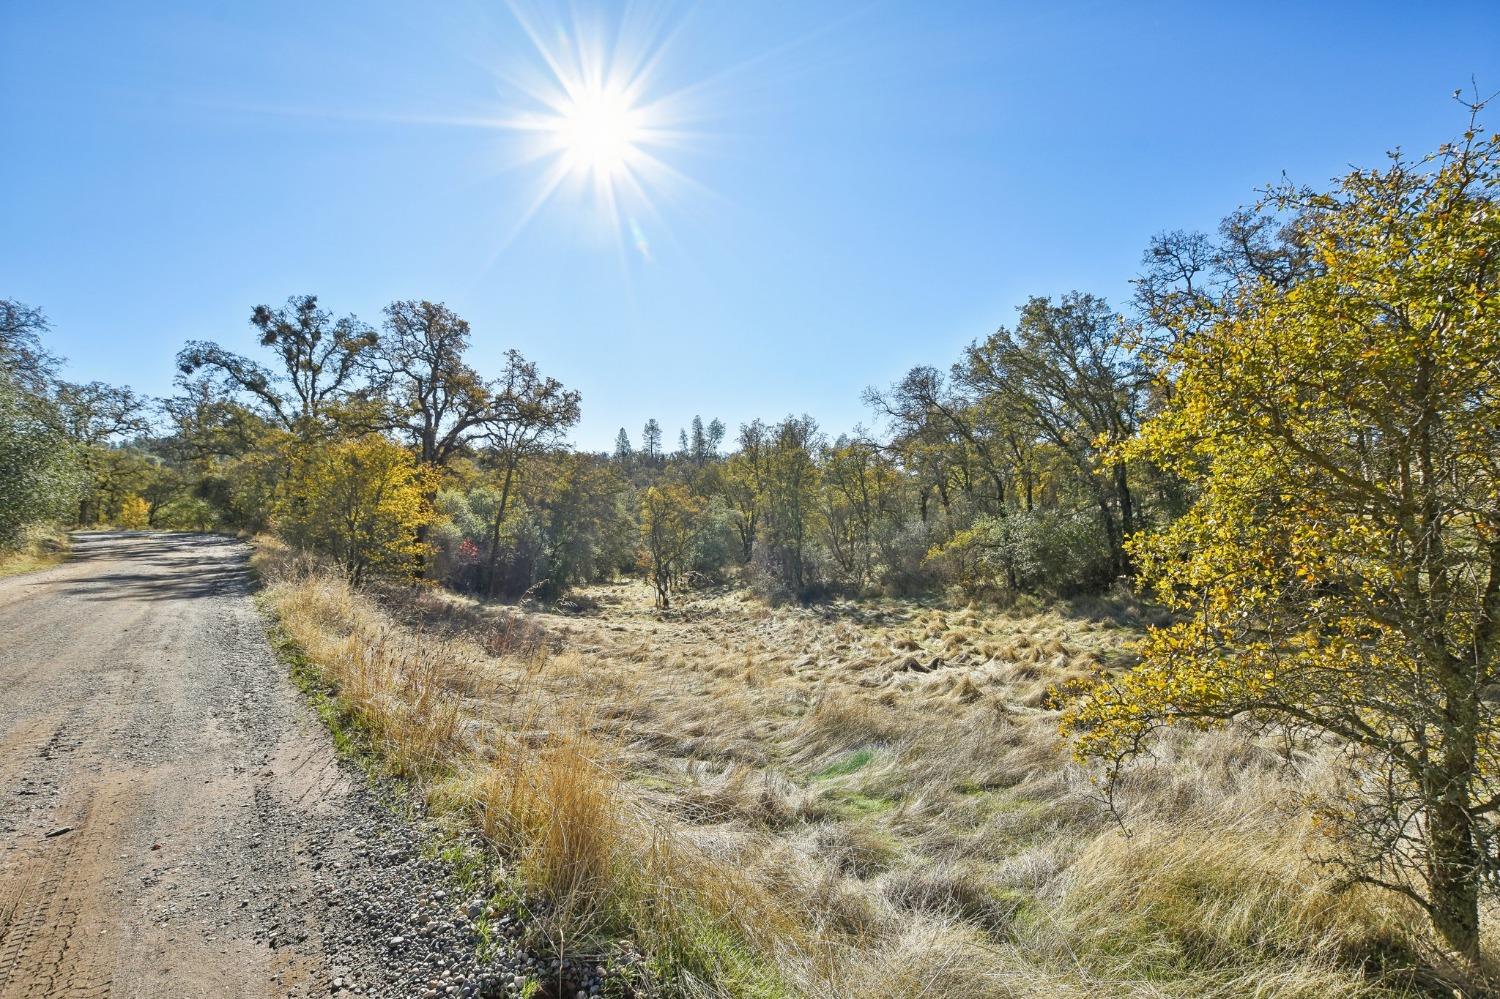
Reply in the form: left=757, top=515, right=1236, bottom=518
left=258, top=539, right=804, bottom=996
left=256, top=539, right=1446, bottom=997
left=266, top=554, right=466, bottom=779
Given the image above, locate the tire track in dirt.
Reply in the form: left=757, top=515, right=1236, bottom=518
left=0, top=791, right=111, bottom=998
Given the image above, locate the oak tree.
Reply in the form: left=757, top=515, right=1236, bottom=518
left=178, top=294, right=378, bottom=436
left=1064, top=120, right=1500, bottom=961
left=478, top=350, right=581, bottom=595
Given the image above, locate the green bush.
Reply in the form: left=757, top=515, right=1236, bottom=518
left=0, top=379, right=79, bottom=549
left=929, top=509, right=1114, bottom=598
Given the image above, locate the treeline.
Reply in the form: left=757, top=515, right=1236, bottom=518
left=0, top=204, right=1308, bottom=605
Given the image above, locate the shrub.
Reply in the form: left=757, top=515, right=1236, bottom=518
left=928, top=509, right=1114, bottom=598
left=278, top=434, right=436, bottom=585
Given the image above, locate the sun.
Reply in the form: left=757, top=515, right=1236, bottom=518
left=552, top=86, right=645, bottom=181
left=479, top=4, right=716, bottom=259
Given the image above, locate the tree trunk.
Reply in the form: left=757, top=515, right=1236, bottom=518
left=1111, top=461, right=1135, bottom=577
left=1425, top=655, right=1485, bottom=964
left=1095, top=491, right=1124, bottom=577
left=738, top=513, right=756, bottom=563
left=412, top=467, right=439, bottom=578
left=1427, top=792, right=1482, bottom=962
left=987, top=467, right=1007, bottom=515
left=483, top=463, right=516, bottom=596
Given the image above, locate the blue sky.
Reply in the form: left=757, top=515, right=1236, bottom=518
left=3, top=2, right=1496, bottom=451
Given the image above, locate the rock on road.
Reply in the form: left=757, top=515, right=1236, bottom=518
left=0, top=533, right=505, bottom=999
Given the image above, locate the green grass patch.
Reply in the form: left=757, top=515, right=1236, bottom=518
left=989, top=885, right=1037, bottom=928
left=628, top=773, right=681, bottom=793
left=641, top=916, right=796, bottom=999
left=829, top=790, right=897, bottom=816
left=953, top=782, right=1046, bottom=816
left=812, top=748, right=876, bottom=780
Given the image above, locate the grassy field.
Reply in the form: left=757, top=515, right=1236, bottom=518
left=257, top=539, right=1458, bottom=997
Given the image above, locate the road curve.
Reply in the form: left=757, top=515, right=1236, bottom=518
left=0, top=532, right=496, bottom=999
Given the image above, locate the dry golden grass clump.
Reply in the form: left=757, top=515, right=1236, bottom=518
left=257, top=539, right=1454, bottom=997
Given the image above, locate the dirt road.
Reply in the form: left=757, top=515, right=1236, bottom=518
left=0, top=533, right=504, bottom=998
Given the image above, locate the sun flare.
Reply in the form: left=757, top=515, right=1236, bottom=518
left=480, top=4, right=718, bottom=259
left=552, top=87, right=645, bottom=180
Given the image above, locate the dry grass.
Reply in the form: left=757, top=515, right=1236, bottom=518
left=257, top=539, right=1451, bottom=997
left=0, top=528, right=69, bottom=578
left=259, top=540, right=802, bottom=996
left=267, top=555, right=469, bottom=779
